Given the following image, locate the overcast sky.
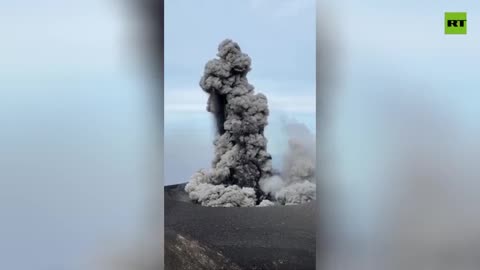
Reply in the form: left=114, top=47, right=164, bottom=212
left=164, top=0, right=317, bottom=185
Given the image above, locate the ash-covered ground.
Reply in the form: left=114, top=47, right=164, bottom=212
left=165, top=183, right=316, bottom=270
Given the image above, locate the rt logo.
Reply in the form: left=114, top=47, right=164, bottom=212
left=445, top=12, right=467, bottom=34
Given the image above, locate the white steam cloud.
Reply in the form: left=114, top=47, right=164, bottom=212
left=260, top=120, right=316, bottom=205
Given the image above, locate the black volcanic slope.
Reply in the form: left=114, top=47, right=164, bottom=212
left=165, top=183, right=316, bottom=270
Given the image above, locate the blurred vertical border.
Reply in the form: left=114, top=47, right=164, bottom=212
left=136, top=0, right=165, bottom=268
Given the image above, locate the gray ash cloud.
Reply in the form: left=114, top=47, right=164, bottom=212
left=185, top=39, right=315, bottom=207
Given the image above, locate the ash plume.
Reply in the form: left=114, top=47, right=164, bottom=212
left=185, top=40, right=315, bottom=207
left=185, top=39, right=272, bottom=206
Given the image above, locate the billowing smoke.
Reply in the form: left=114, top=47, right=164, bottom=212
left=260, top=120, right=316, bottom=205
left=184, top=39, right=272, bottom=206
left=185, top=39, right=315, bottom=207
left=186, top=170, right=257, bottom=207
